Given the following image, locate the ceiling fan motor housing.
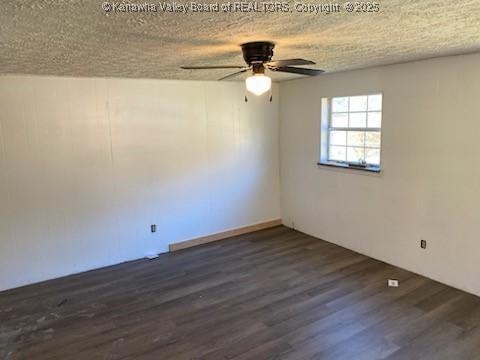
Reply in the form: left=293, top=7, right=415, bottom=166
left=241, top=41, right=275, bottom=65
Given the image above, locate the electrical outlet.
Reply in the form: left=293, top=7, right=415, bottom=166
left=420, top=239, right=427, bottom=249
left=151, top=224, right=156, bottom=233
left=388, top=279, right=399, bottom=287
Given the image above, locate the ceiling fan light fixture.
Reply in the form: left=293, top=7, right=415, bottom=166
left=181, top=41, right=324, bottom=95
left=245, top=74, right=271, bottom=96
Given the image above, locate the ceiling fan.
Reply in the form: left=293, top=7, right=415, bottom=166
left=181, top=41, right=324, bottom=97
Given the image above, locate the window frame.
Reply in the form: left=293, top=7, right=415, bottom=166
left=319, top=93, right=383, bottom=173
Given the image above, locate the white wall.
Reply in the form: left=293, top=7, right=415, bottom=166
left=280, top=53, right=480, bottom=296
left=0, top=76, right=280, bottom=291
left=3, top=53, right=480, bottom=295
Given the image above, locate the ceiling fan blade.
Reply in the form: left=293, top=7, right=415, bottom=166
left=218, top=69, right=249, bottom=81
left=181, top=65, right=245, bottom=70
left=267, top=58, right=315, bottom=67
left=269, top=66, right=324, bottom=76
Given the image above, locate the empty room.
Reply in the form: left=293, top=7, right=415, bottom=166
left=1, top=1, right=480, bottom=359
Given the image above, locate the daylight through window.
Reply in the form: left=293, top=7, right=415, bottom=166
left=327, top=94, right=382, bottom=169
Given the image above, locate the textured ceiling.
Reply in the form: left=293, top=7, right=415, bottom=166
left=1, top=0, right=480, bottom=81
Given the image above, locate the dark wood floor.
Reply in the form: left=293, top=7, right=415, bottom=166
left=1, top=226, right=480, bottom=359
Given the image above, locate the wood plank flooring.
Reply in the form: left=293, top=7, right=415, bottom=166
left=1, top=226, right=480, bottom=359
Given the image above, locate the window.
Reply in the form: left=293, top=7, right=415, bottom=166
left=320, top=94, right=382, bottom=172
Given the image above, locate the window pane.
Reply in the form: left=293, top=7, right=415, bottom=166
left=331, top=113, right=348, bottom=127
left=326, top=94, right=382, bottom=169
left=329, top=146, right=346, bottom=161
left=347, top=131, right=365, bottom=146
left=329, top=131, right=347, bottom=146
left=349, top=112, right=367, bottom=128
left=332, top=97, right=348, bottom=112
left=347, top=147, right=365, bottom=163
left=349, top=96, right=367, bottom=112
left=365, top=132, right=381, bottom=147
left=365, top=148, right=380, bottom=165
left=368, top=94, right=382, bottom=111
left=367, top=112, right=382, bottom=128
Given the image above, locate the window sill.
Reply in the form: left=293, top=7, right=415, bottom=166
left=317, top=161, right=381, bottom=173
